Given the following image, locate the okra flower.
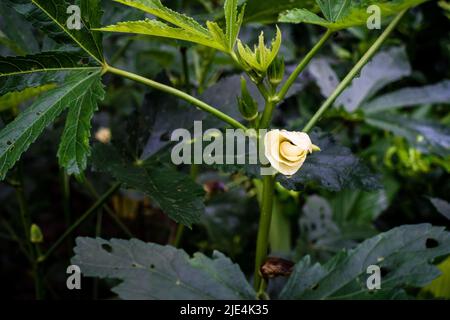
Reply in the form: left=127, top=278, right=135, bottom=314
left=264, top=130, right=319, bottom=176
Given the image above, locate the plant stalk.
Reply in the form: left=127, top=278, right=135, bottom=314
left=253, top=174, right=275, bottom=292
left=105, top=65, right=247, bottom=131
left=302, top=10, right=407, bottom=132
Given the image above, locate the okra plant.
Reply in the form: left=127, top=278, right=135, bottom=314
left=1, top=0, right=450, bottom=300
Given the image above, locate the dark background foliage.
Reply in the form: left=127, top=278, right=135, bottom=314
left=0, top=0, right=449, bottom=299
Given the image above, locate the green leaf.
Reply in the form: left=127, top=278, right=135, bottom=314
left=281, top=224, right=450, bottom=299
left=277, top=131, right=381, bottom=192
left=6, top=0, right=104, bottom=63
left=114, top=0, right=209, bottom=36
left=224, top=0, right=245, bottom=50
left=428, top=197, right=450, bottom=220
left=57, top=76, right=104, bottom=175
left=0, top=70, right=102, bottom=180
left=0, top=84, right=56, bottom=112
left=279, top=8, right=330, bottom=28
left=316, top=0, right=351, bottom=22
left=365, top=114, right=450, bottom=158
left=97, top=19, right=227, bottom=51
left=245, top=0, right=316, bottom=24
left=91, top=143, right=205, bottom=227
left=0, top=1, right=39, bottom=54
left=331, top=189, right=388, bottom=227
left=422, top=256, right=450, bottom=299
left=71, top=237, right=256, bottom=299
left=362, top=80, right=450, bottom=115
left=280, top=0, right=429, bottom=30
left=0, top=51, right=100, bottom=95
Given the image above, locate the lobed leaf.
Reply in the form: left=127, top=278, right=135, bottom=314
left=281, top=224, right=450, bottom=299
left=0, top=70, right=102, bottom=180
left=0, top=84, right=56, bottom=112
left=0, top=51, right=100, bottom=95
left=71, top=237, right=256, bottom=300
left=5, top=0, right=104, bottom=62
left=91, top=143, right=205, bottom=227
left=280, top=0, right=430, bottom=30
left=57, top=74, right=105, bottom=175
left=97, top=19, right=227, bottom=51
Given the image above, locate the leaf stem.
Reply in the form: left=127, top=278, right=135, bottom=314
left=105, top=64, right=247, bottom=130
left=275, top=29, right=333, bottom=103
left=302, top=10, right=407, bottom=132
left=253, top=174, right=275, bottom=292
left=40, top=182, right=121, bottom=262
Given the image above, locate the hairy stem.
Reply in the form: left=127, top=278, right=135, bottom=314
left=105, top=65, right=247, bottom=131
left=276, top=29, right=333, bottom=102
left=303, top=10, right=407, bottom=132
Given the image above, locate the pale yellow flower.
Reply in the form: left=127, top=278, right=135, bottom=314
left=264, top=130, right=319, bottom=176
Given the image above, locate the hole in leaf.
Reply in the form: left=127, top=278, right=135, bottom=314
left=131, top=263, right=138, bottom=268
left=150, top=264, right=155, bottom=269
left=101, top=243, right=113, bottom=253
left=311, top=283, right=319, bottom=290
left=426, top=238, right=439, bottom=248
left=6, top=141, right=12, bottom=146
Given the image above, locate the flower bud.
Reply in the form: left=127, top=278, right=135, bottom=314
left=268, top=57, right=285, bottom=87
left=30, top=224, right=44, bottom=244
left=237, top=77, right=258, bottom=121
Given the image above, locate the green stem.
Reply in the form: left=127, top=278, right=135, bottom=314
left=105, top=65, right=247, bottom=131
left=276, top=29, right=333, bottom=103
left=253, top=174, right=275, bottom=292
left=40, top=182, right=121, bottom=262
left=303, top=11, right=407, bottom=132
left=258, top=100, right=275, bottom=130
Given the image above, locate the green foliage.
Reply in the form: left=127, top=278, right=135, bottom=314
left=72, top=237, right=256, bottom=299
left=5, top=0, right=104, bottom=62
left=281, top=224, right=450, bottom=299
left=365, top=114, right=450, bottom=158
left=0, top=52, right=99, bottom=95
left=0, top=84, right=56, bottom=112
left=91, top=143, right=205, bottom=227
left=278, top=131, right=381, bottom=192
left=98, top=0, right=243, bottom=53
left=57, top=74, right=105, bottom=176
left=0, top=70, right=102, bottom=180
left=279, top=0, right=429, bottom=30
